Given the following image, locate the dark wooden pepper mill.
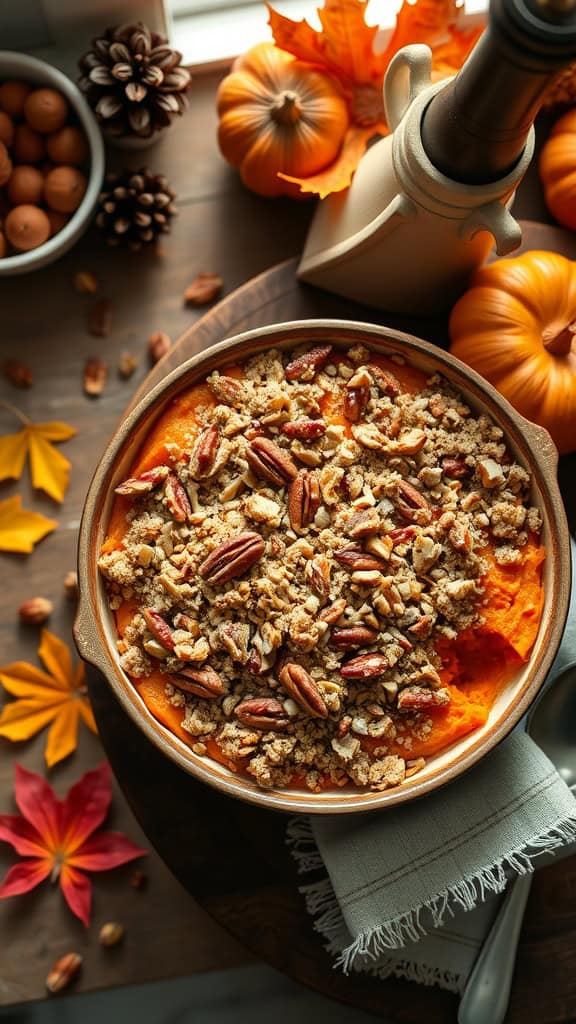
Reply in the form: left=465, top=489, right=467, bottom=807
left=422, top=0, right=576, bottom=184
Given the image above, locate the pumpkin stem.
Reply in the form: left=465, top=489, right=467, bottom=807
left=270, top=91, right=302, bottom=126
left=544, top=322, right=576, bottom=356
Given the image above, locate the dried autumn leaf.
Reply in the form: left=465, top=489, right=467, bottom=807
left=0, top=406, right=76, bottom=502
left=0, top=629, right=97, bottom=767
left=0, top=762, right=147, bottom=926
left=0, top=496, right=56, bottom=554
left=268, top=0, right=481, bottom=196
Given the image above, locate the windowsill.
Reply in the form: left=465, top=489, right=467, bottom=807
left=175, top=0, right=488, bottom=72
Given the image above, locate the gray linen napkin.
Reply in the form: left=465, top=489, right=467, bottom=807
left=288, top=538, right=576, bottom=994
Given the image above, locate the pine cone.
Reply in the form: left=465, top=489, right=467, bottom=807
left=95, top=169, right=177, bottom=249
left=78, top=23, right=191, bottom=138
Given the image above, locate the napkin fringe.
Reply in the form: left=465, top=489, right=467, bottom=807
left=287, top=812, right=576, bottom=971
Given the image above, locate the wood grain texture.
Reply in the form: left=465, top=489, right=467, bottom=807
left=0, top=66, right=573, bottom=1017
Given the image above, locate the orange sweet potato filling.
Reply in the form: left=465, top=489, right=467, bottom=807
left=107, top=355, right=545, bottom=787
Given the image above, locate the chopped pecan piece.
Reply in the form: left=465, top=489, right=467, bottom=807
left=442, top=457, right=471, bottom=479
left=208, top=374, right=243, bottom=406
left=199, top=531, right=265, bottom=585
left=397, top=686, right=451, bottom=710
left=340, top=653, right=389, bottom=679
left=279, top=663, right=328, bottom=718
left=334, top=547, right=387, bottom=571
left=388, top=526, right=416, bottom=545
left=288, top=470, right=321, bottom=533
left=281, top=419, right=326, bottom=440
left=344, top=385, right=369, bottom=422
left=115, top=465, right=169, bottom=496
left=164, top=474, right=192, bottom=522
left=285, top=344, right=332, bottom=381
left=344, top=508, right=381, bottom=538
left=305, top=554, right=331, bottom=599
left=330, top=626, right=379, bottom=649
left=247, top=436, right=298, bottom=487
left=142, top=609, right=175, bottom=650
left=192, top=425, right=219, bottom=478
left=319, top=597, right=347, bottom=624
left=371, top=366, right=401, bottom=395
left=396, top=481, right=432, bottom=523
left=170, top=666, right=224, bottom=699
left=235, top=696, right=289, bottom=731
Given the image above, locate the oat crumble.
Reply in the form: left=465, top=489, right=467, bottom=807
left=99, top=342, right=544, bottom=792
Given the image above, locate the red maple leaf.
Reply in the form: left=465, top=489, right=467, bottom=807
left=0, top=762, right=147, bottom=926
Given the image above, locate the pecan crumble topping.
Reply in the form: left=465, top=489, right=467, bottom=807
left=99, top=343, right=544, bottom=793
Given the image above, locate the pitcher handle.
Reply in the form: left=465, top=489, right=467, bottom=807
left=384, top=44, right=432, bottom=132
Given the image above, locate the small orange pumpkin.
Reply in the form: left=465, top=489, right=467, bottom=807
left=539, top=109, right=576, bottom=230
left=216, top=42, right=349, bottom=198
left=449, top=250, right=576, bottom=454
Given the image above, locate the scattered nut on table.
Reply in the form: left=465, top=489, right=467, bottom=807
left=99, top=921, right=124, bottom=947
left=63, top=571, right=79, bottom=601
left=18, top=597, right=53, bottom=624
left=4, top=359, right=32, bottom=388
left=45, top=952, right=82, bottom=993
left=148, top=331, right=171, bottom=363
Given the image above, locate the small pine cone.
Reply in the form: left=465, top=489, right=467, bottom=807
left=78, top=22, right=191, bottom=139
left=95, top=169, right=177, bottom=250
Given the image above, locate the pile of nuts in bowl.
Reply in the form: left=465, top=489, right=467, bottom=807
left=0, top=80, right=89, bottom=257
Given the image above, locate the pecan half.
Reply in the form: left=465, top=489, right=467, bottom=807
left=115, top=465, right=169, bottom=496
left=235, top=696, right=289, bottom=731
left=397, top=686, right=451, bottom=710
left=46, top=953, right=82, bottom=994
left=84, top=357, right=108, bottom=396
left=288, top=469, right=321, bottom=532
left=4, top=359, right=32, bottom=388
left=319, top=597, right=347, bottom=624
left=170, top=666, right=224, bottom=699
left=279, top=663, right=328, bottom=718
left=192, top=425, right=219, bottom=477
left=142, top=608, right=175, bottom=650
left=344, top=509, right=381, bottom=538
left=285, top=344, right=332, bottom=381
left=246, top=436, right=297, bottom=487
left=396, top=481, right=432, bottom=523
left=148, top=330, right=171, bottom=363
left=340, top=653, right=389, bottom=679
left=330, top=626, right=379, bottom=649
left=281, top=419, right=326, bottom=440
left=344, top=386, right=369, bottom=422
left=334, top=547, right=386, bottom=572
left=164, top=474, right=192, bottom=522
left=199, top=531, right=265, bottom=585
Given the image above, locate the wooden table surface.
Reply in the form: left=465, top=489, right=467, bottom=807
left=0, top=69, right=572, bottom=1014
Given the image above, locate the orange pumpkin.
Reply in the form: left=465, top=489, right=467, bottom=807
left=539, top=109, right=576, bottom=230
left=216, top=42, right=349, bottom=198
left=449, top=250, right=576, bottom=454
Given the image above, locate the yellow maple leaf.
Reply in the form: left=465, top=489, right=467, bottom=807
left=0, top=404, right=76, bottom=503
left=0, top=629, right=97, bottom=767
left=0, top=496, right=56, bottom=553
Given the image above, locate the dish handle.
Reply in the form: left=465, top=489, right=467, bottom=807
left=74, top=597, right=109, bottom=675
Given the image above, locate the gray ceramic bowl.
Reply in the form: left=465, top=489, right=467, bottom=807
left=75, top=320, right=571, bottom=814
left=0, top=51, right=105, bottom=275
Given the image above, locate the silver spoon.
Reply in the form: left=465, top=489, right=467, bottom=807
left=458, top=660, right=576, bottom=1024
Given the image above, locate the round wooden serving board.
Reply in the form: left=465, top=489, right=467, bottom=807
left=88, top=221, right=576, bottom=1023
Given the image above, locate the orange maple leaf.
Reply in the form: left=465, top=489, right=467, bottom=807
left=0, top=630, right=97, bottom=767
left=268, top=0, right=482, bottom=196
